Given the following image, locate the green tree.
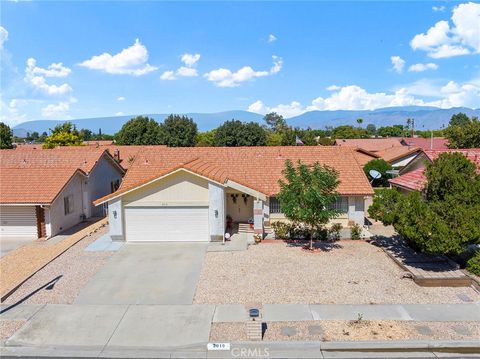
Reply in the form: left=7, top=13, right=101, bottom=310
left=43, top=122, right=83, bottom=149
left=79, top=128, right=93, bottom=141
left=368, top=188, right=403, bottom=225
left=196, top=129, right=216, bottom=147
left=264, top=112, right=287, bottom=132
left=0, top=122, right=14, bottom=149
left=363, top=159, right=393, bottom=187
left=445, top=116, right=480, bottom=148
left=332, top=125, right=369, bottom=139
left=366, top=124, right=377, bottom=136
left=159, top=114, right=198, bottom=147
left=377, top=125, right=405, bottom=137
left=115, top=116, right=161, bottom=145
left=449, top=112, right=470, bottom=127
left=277, top=160, right=341, bottom=250
left=214, top=120, right=267, bottom=146
left=356, top=118, right=363, bottom=127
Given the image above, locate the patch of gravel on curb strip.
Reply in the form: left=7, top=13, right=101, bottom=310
left=195, top=241, right=480, bottom=304
left=3, top=226, right=112, bottom=305
left=210, top=321, right=480, bottom=342
left=0, top=320, right=26, bottom=340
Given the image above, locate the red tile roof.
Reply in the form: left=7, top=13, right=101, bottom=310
left=0, top=148, right=122, bottom=204
left=335, top=138, right=403, bottom=152
left=389, top=168, right=427, bottom=191
left=423, top=149, right=480, bottom=167
left=96, top=146, right=374, bottom=204
left=402, top=137, right=449, bottom=150
left=376, top=146, right=421, bottom=163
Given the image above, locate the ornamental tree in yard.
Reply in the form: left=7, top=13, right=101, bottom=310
left=363, top=159, right=393, bottom=187
left=159, top=114, right=198, bottom=147
left=277, top=160, right=341, bottom=250
left=0, top=122, right=13, bottom=149
left=115, top=116, right=162, bottom=145
left=43, top=122, right=82, bottom=149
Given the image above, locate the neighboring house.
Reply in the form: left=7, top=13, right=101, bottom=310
left=376, top=146, right=422, bottom=169
left=0, top=148, right=125, bottom=240
left=334, top=138, right=403, bottom=152
left=400, top=137, right=449, bottom=151
left=94, top=146, right=374, bottom=242
left=351, top=148, right=380, bottom=166
left=390, top=149, right=480, bottom=193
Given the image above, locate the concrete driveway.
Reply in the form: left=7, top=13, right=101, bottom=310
left=75, top=242, right=208, bottom=305
left=0, top=237, right=32, bottom=258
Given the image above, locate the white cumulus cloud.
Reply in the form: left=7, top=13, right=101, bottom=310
left=408, top=63, right=439, bottom=72
left=160, top=70, right=176, bottom=80
left=432, top=5, right=446, bottom=12
left=268, top=34, right=277, bottom=43
left=0, top=26, right=8, bottom=49
left=181, top=53, right=200, bottom=66
left=117, top=96, right=125, bottom=101
left=176, top=66, right=198, bottom=77
left=248, top=79, right=480, bottom=117
left=411, top=2, right=480, bottom=58
left=79, top=39, right=157, bottom=75
left=41, top=97, right=77, bottom=119
left=25, top=58, right=72, bottom=95
left=204, top=56, right=282, bottom=87
left=390, top=56, right=405, bottom=73
left=0, top=96, right=27, bottom=126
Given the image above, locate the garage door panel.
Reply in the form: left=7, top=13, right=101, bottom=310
left=125, top=206, right=209, bottom=242
left=0, top=206, right=37, bottom=238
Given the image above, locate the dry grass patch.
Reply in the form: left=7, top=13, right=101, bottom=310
left=195, top=241, right=480, bottom=304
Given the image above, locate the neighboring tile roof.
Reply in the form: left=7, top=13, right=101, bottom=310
left=352, top=148, right=380, bottom=166
left=423, top=149, right=480, bottom=168
left=390, top=149, right=480, bottom=192
left=334, top=138, right=403, bottom=152
left=83, top=140, right=114, bottom=146
left=96, top=146, right=374, bottom=204
left=401, top=137, right=449, bottom=150
left=0, top=148, right=122, bottom=204
left=376, top=146, right=421, bottom=163
left=389, top=168, right=427, bottom=191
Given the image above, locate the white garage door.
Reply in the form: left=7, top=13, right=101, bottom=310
left=0, top=206, right=37, bottom=238
left=125, top=206, right=209, bottom=242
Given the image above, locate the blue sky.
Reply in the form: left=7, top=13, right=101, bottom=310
left=1, top=1, right=479, bottom=126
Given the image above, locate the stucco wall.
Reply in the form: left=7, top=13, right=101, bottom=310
left=208, top=182, right=225, bottom=241
left=107, top=197, right=124, bottom=241
left=86, top=155, right=124, bottom=217
left=124, top=171, right=209, bottom=207
left=49, top=172, right=85, bottom=236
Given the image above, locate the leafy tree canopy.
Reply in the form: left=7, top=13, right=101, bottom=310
left=332, top=125, right=369, bottom=139
left=159, top=114, right=198, bottom=147
left=377, top=125, right=406, bottom=138
left=449, top=112, right=470, bottom=127
left=0, top=122, right=14, bottom=149
left=214, top=120, right=267, bottom=146
left=196, top=129, right=216, bottom=147
left=445, top=115, right=480, bottom=149
left=43, top=122, right=83, bottom=149
left=264, top=112, right=287, bottom=132
left=366, top=124, right=377, bottom=135
left=115, top=116, right=161, bottom=145
left=363, top=158, right=393, bottom=187
left=277, top=160, right=341, bottom=249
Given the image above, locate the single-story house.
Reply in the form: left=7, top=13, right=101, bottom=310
left=94, top=146, right=374, bottom=242
left=400, top=137, right=449, bottom=151
left=0, top=148, right=125, bottom=239
left=334, top=138, right=404, bottom=152
left=376, top=145, right=422, bottom=169
left=390, top=149, right=480, bottom=193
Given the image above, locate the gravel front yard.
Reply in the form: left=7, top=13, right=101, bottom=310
left=210, top=320, right=480, bottom=342
left=2, top=227, right=113, bottom=305
left=194, top=241, right=480, bottom=304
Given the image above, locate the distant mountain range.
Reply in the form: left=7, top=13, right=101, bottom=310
left=12, top=106, right=480, bottom=137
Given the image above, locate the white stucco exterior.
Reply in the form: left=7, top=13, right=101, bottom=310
left=208, top=181, right=225, bottom=241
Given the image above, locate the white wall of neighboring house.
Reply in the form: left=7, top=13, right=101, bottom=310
left=391, top=152, right=420, bottom=169
left=49, top=172, right=86, bottom=237
left=86, top=155, right=124, bottom=217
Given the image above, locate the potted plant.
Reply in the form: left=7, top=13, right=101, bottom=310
left=253, top=233, right=262, bottom=244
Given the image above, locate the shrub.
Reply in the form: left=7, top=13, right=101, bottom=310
left=329, top=223, right=343, bottom=241
left=271, top=222, right=290, bottom=239
left=466, top=251, right=480, bottom=276
left=368, top=188, right=403, bottom=225
left=313, top=227, right=328, bottom=241
left=350, top=223, right=362, bottom=240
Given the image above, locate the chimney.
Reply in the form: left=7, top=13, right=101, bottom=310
left=113, top=149, right=120, bottom=162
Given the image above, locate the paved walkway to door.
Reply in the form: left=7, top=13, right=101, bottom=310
left=75, top=242, right=208, bottom=305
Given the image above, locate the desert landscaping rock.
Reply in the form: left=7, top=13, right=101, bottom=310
left=0, top=320, right=26, bottom=340
left=308, top=325, right=324, bottom=336
left=415, top=325, right=433, bottom=335
left=3, top=227, right=113, bottom=305
left=453, top=325, right=471, bottom=335
left=194, top=241, right=480, bottom=304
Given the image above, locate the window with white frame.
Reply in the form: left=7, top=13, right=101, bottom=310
left=269, top=197, right=282, bottom=214
left=64, top=195, right=74, bottom=215
left=331, top=197, right=348, bottom=212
